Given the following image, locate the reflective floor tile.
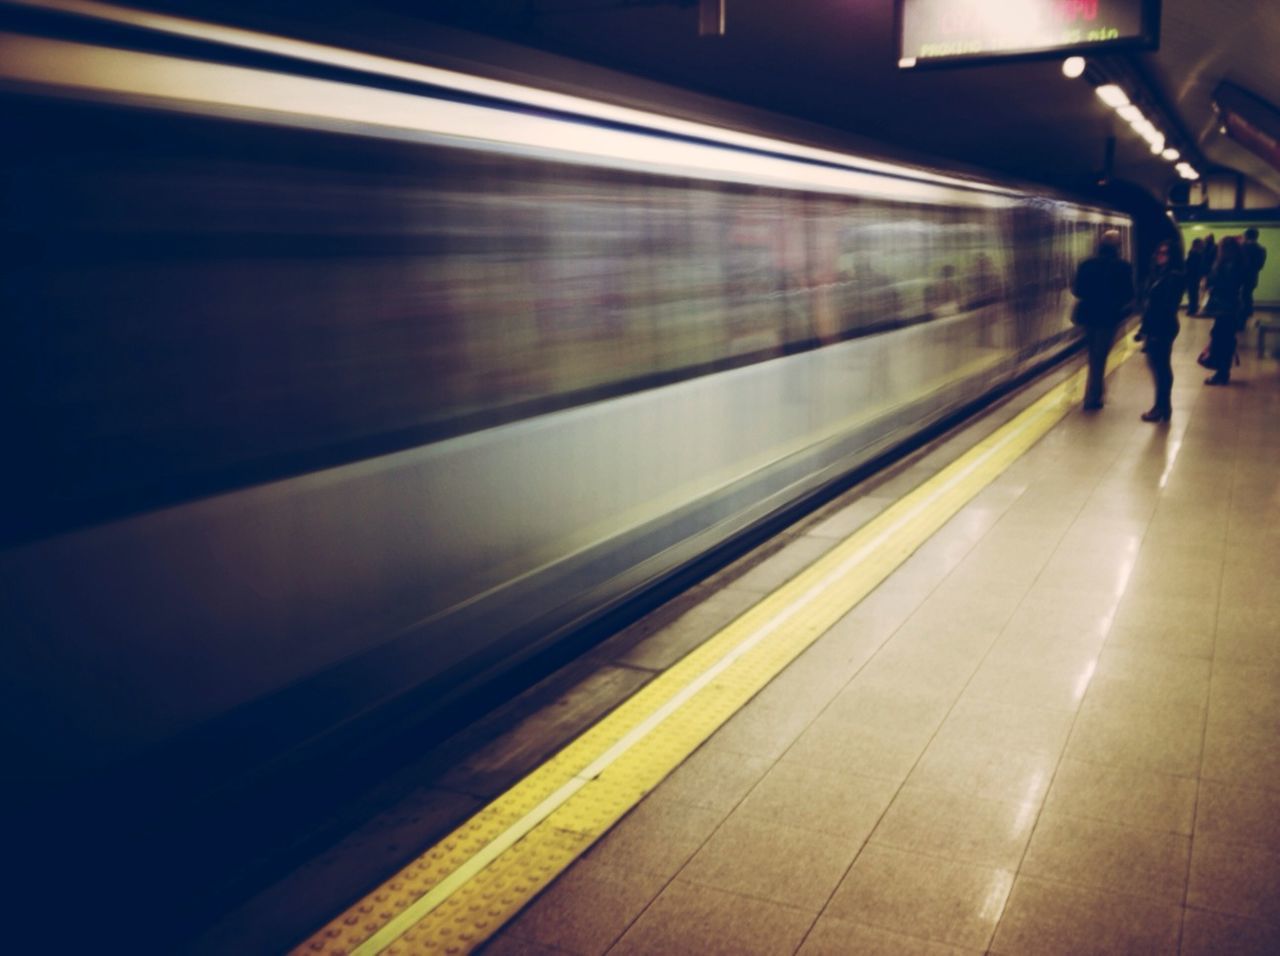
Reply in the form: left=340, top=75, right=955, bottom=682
left=989, top=876, right=1180, bottom=955
left=929, top=698, right=1075, bottom=757
left=502, top=859, right=669, bottom=956
left=477, top=934, right=566, bottom=955
left=1208, top=663, right=1280, bottom=737
left=610, top=879, right=814, bottom=956
left=1093, top=644, right=1212, bottom=701
left=1187, top=840, right=1280, bottom=922
left=1180, top=908, right=1280, bottom=956
left=680, top=810, right=860, bottom=911
left=869, top=786, right=1037, bottom=870
left=1103, top=620, right=1216, bottom=660
left=825, top=844, right=1013, bottom=950
left=1064, top=696, right=1204, bottom=777
left=583, top=792, right=725, bottom=879
left=1110, top=594, right=1218, bottom=640
left=906, top=738, right=1057, bottom=805
left=964, top=657, right=1095, bottom=713
left=797, top=915, right=979, bottom=956
left=654, top=744, right=775, bottom=815
left=1194, top=781, right=1280, bottom=854
left=737, top=760, right=897, bottom=842
left=1020, top=811, right=1190, bottom=903
left=1201, top=725, right=1280, bottom=789
left=783, top=709, right=933, bottom=782
left=710, top=690, right=828, bottom=760
left=1042, top=757, right=1197, bottom=835
left=824, top=675, right=953, bottom=732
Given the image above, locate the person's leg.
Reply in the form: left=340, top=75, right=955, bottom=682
left=1186, top=279, right=1200, bottom=315
left=1143, top=347, right=1161, bottom=418
left=1153, top=339, right=1174, bottom=414
left=1207, top=318, right=1234, bottom=383
left=1085, top=325, right=1112, bottom=407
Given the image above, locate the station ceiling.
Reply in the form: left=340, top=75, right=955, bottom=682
left=366, top=0, right=1280, bottom=205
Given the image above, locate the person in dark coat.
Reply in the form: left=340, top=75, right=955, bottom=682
left=1203, top=236, right=1246, bottom=385
left=1184, top=237, right=1207, bottom=315
left=1071, top=231, right=1134, bottom=410
left=1138, top=242, right=1183, bottom=421
left=1241, top=227, right=1268, bottom=320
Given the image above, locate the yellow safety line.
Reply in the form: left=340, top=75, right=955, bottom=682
left=294, top=339, right=1137, bottom=956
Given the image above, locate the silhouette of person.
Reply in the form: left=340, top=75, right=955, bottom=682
left=1203, top=236, right=1246, bottom=385
left=1138, top=241, right=1182, bottom=422
left=1184, top=237, right=1207, bottom=316
left=1241, top=227, right=1268, bottom=321
left=1071, top=230, right=1134, bottom=410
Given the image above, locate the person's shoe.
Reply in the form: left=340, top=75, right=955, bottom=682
left=1141, top=408, right=1170, bottom=422
left=1205, top=375, right=1229, bottom=386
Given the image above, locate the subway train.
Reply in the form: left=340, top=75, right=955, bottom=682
left=0, top=1, right=1133, bottom=793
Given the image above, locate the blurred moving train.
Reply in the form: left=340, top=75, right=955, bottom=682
left=0, top=1, right=1132, bottom=789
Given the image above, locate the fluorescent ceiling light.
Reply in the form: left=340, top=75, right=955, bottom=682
left=1162, top=148, right=1180, bottom=161
left=1117, top=105, right=1143, bottom=122
left=1062, top=57, right=1086, bottom=79
left=1096, top=84, right=1130, bottom=107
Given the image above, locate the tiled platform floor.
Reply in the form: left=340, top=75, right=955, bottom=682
left=481, top=323, right=1280, bottom=956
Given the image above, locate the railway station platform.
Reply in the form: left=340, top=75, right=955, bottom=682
left=200, top=323, right=1280, bottom=956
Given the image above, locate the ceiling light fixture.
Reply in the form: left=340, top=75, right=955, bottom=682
left=1096, top=84, right=1130, bottom=108
left=1162, top=147, right=1180, bottom=161
left=1062, top=57, right=1086, bottom=79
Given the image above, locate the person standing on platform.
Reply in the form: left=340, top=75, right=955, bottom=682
left=1241, top=227, right=1268, bottom=322
left=1203, top=236, right=1246, bottom=385
left=1184, top=237, right=1207, bottom=315
left=1138, top=241, right=1183, bottom=422
left=1071, top=230, right=1134, bottom=410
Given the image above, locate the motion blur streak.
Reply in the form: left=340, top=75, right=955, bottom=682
left=0, top=32, right=999, bottom=206
left=0, top=4, right=1131, bottom=802
left=8, top=0, right=1018, bottom=192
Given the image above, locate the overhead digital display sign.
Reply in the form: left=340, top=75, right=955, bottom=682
left=898, top=0, right=1161, bottom=70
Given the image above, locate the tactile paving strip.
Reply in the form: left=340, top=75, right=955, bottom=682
left=294, top=339, right=1136, bottom=955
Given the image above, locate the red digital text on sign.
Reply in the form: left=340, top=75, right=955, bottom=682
left=930, top=1, right=1100, bottom=35
left=1054, top=0, right=1100, bottom=22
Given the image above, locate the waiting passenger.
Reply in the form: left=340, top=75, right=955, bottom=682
left=1184, top=238, right=1207, bottom=315
left=1241, top=227, right=1268, bottom=321
left=1202, top=236, right=1246, bottom=385
left=1138, top=242, right=1183, bottom=422
left=1071, top=231, right=1134, bottom=410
